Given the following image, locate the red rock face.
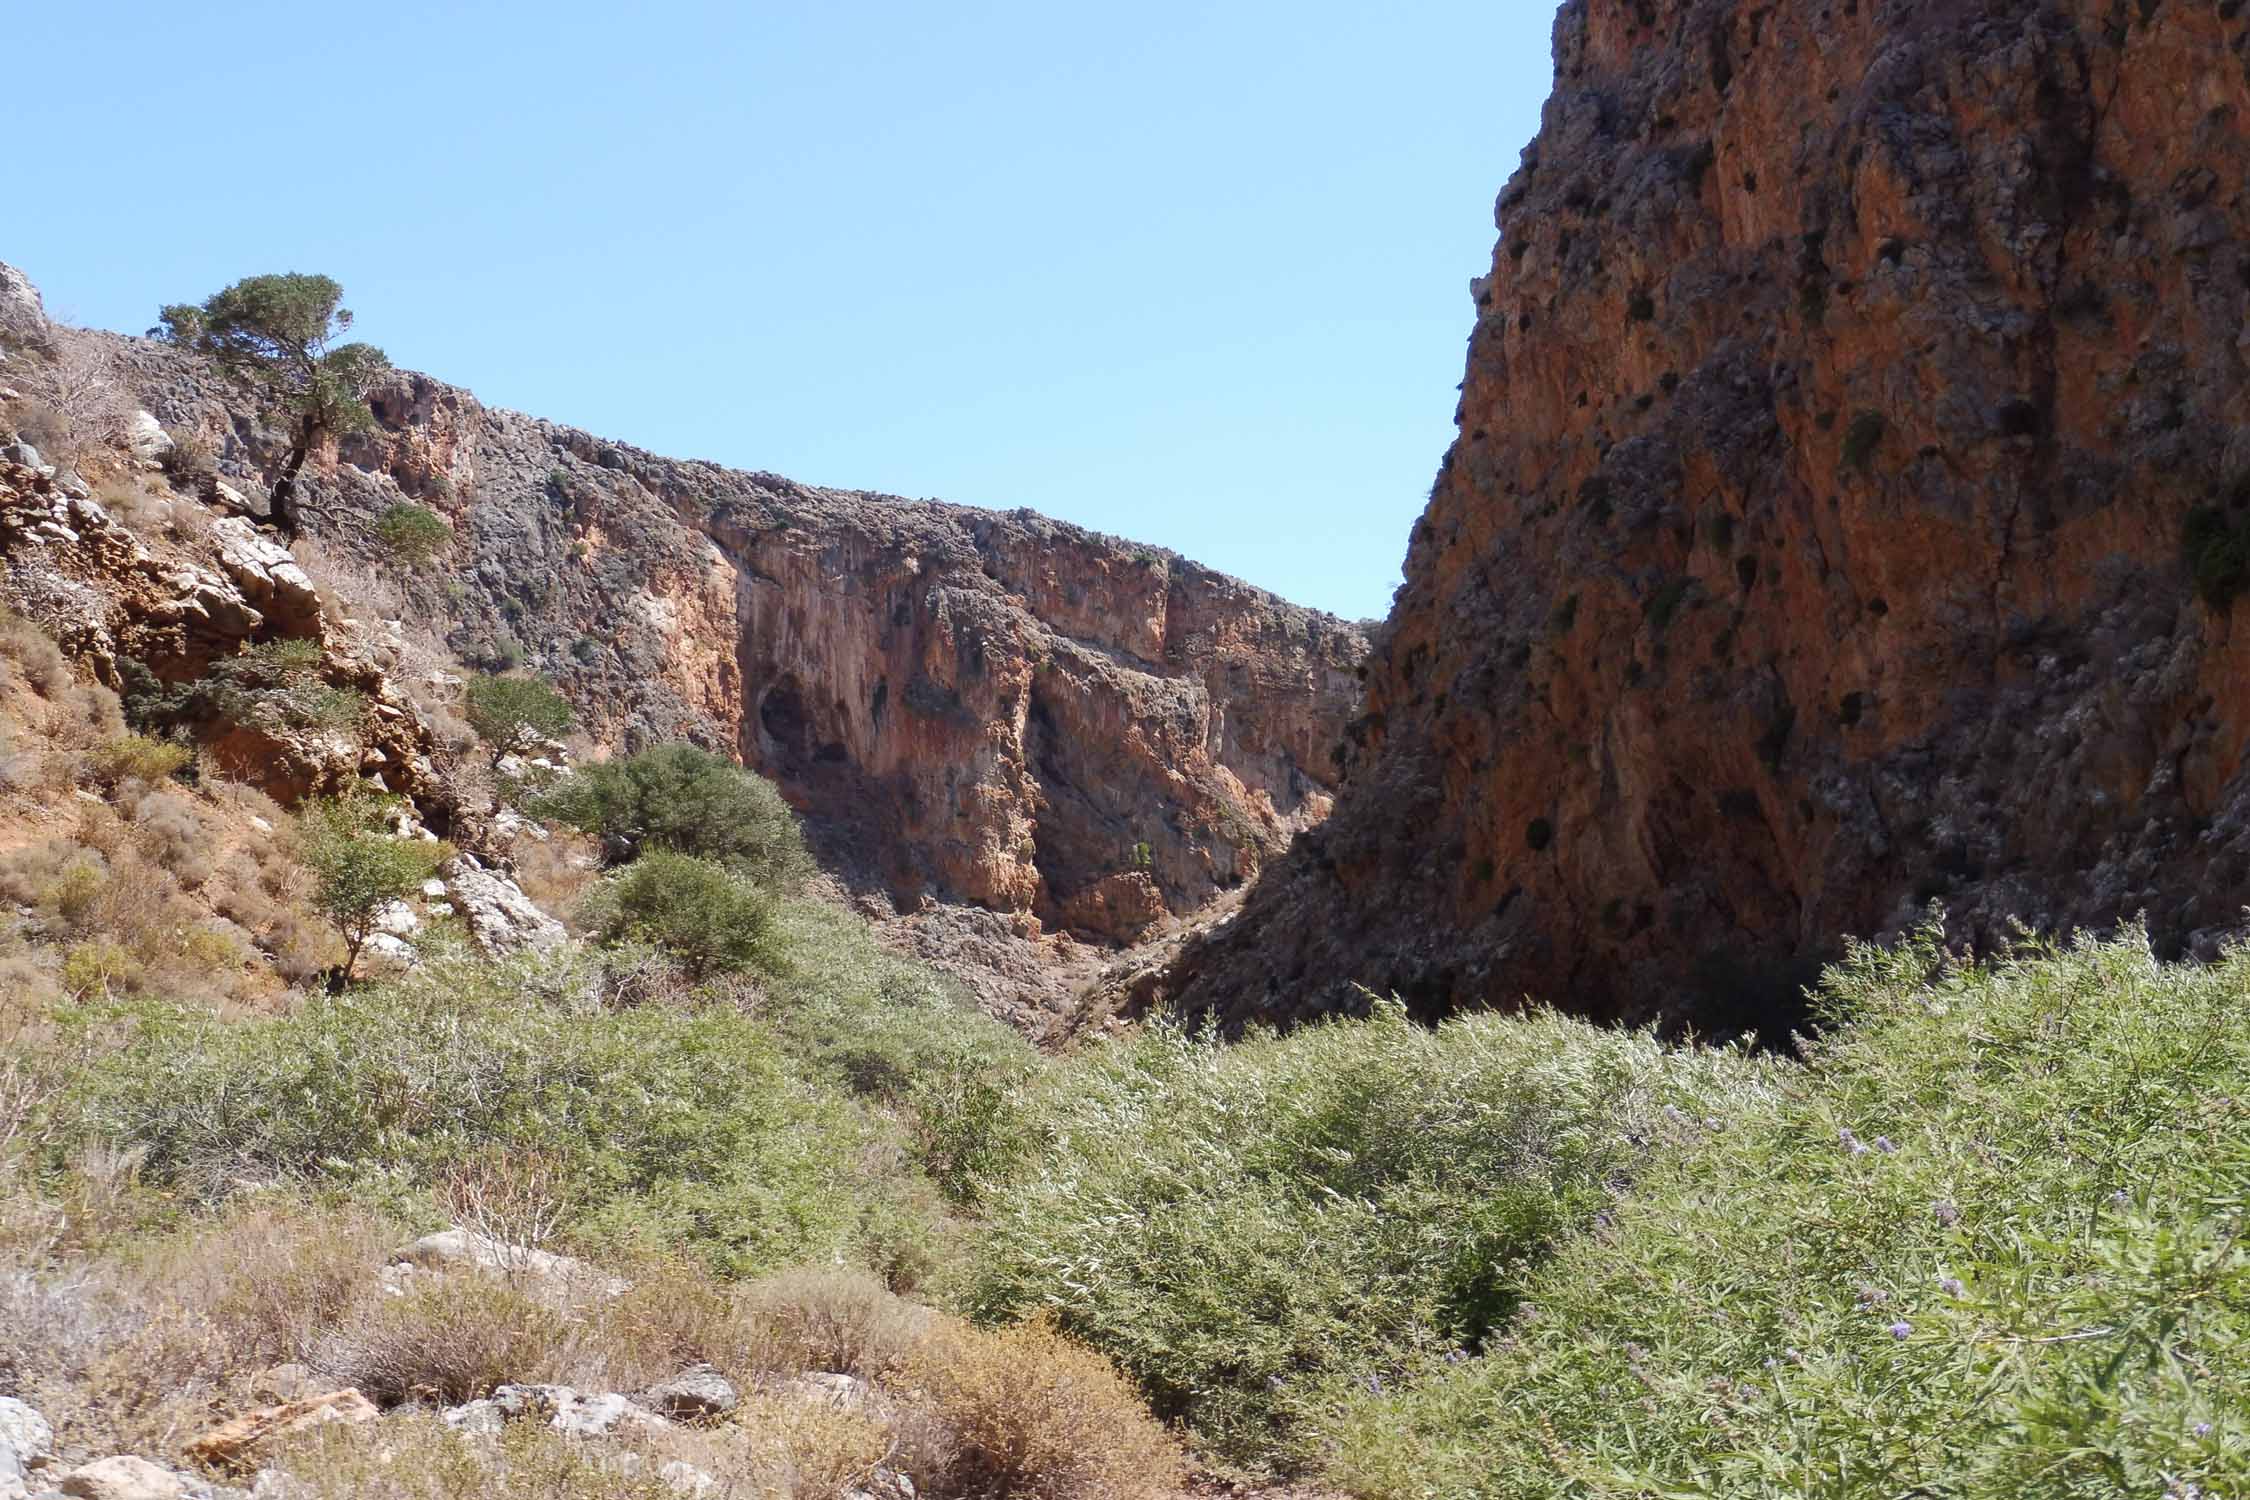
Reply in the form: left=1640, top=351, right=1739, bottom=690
left=703, top=489, right=1365, bottom=943
left=96, top=334, right=1365, bottom=1005
left=1163, top=0, right=2250, bottom=1037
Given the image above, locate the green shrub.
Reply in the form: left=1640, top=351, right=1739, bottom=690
left=966, top=1004, right=1757, bottom=1465
left=373, top=502, right=453, bottom=567
left=299, top=793, right=446, bottom=979
left=1318, top=922, right=2250, bottom=1500
left=536, top=743, right=810, bottom=889
left=462, top=673, right=573, bottom=763
left=59, top=949, right=906, bottom=1277
left=584, top=851, right=774, bottom=977
left=194, top=638, right=364, bottom=733
left=84, top=734, right=192, bottom=788
left=750, top=897, right=1039, bottom=1203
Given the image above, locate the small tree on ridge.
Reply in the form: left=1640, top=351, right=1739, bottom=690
left=156, top=274, right=389, bottom=539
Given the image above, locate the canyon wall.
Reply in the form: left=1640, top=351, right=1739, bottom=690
left=73, top=322, right=1362, bottom=1015
left=1160, top=0, right=2250, bottom=1036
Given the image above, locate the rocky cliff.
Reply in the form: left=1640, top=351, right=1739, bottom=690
left=31, top=302, right=1363, bottom=1018
left=1158, top=0, right=2250, bottom=1037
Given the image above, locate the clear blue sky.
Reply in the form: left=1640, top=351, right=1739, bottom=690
left=8, top=2, right=1555, bottom=621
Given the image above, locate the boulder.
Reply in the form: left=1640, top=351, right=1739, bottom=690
left=445, top=1385, right=667, bottom=1440
left=659, top=1461, right=718, bottom=1497
left=545, top=1392, right=645, bottom=1440
left=439, top=855, right=565, bottom=955
left=371, top=900, right=421, bottom=938
left=125, top=413, right=172, bottom=464
left=361, top=933, right=418, bottom=969
left=207, top=518, right=322, bottom=639
left=0, top=263, right=45, bottom=350
left=388, top=1227, right=624, bottom=1298
left=438, top=1399, right=504, bottom=1436
left=787, top=1372, right=873, bottom=1410
left=0, top=1402, right=51, bottom=1468
left=182, top=1390, right=379, bottom=1472
left=58, top=1457, right=185, bottom=1500
left=638, top=1363, right=736, bottom=1420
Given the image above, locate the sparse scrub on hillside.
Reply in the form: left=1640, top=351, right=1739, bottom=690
left=157, top=425, right=219, bottom=494
left=1318, top=921, right=2250, bottom=1500
left=6, top=336, right=134, bottom=459
left=969, top=1002, right=1760, bottom=1466
left=82, top=733, right=192, bottom=791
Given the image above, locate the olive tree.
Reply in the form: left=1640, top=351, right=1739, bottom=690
left=155, top=274, right=389, bottom=538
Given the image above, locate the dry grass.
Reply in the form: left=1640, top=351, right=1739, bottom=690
left=0, top=1188, right=1182, bottom=1498
left=905, top=1316, right=1184, bottom=1500
left=318, top=1273, right=575, bottom=1406
left=5, top=336, right=135, bottom=461
left=512, top=829, right=604, bottom=924
left=740, top=1267, right=932, bottom=1383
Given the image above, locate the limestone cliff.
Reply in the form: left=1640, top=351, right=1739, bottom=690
left=51, top=313, right=1362, bottom=1018
left=1160, top=0, right=2250, bottom=1036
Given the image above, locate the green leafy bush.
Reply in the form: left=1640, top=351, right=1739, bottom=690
left=299, top=793, right=446, bottom=979
left=373, top=502, right=453, bottom=567
left=1319, top=923, right=2250, bottom=1500
left=462, top=673, right=573, bottom=762
left=966, top=1004, right=1756, bottom=1464
left=195, top=638, right=365, bottom=733
left=752, top=897, right=1040, bottom=1203
left=536, top=743, right=810, bottom=888
left=59, top=949, right=909, bottom=1277
left=84, top=734, right=192, bottom=788
left=584, top=851, right=774, bottom=977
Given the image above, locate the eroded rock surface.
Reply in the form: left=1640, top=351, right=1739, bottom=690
left=64, top=324, right=1365, bottom=1012
left=1162, top=0, right=2250, bottom=1035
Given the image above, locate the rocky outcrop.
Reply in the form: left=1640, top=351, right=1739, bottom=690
left=1161, top=0, right=2250, bottom=1036
left=438, top=854, right=567, bottom=955
left=0, top=261, right=46, bottom=353
left=60, top=319, right=1365, bottom=1008
left=0, top=458, right=459, bottom=828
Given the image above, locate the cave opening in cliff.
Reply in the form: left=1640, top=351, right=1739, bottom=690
left=759, top=677, right=811, bottom=766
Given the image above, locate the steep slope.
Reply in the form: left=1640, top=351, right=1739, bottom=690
left=31, top=298, right=1364, bottom=1018
left=1160, top=0, right=2250, bottom=1036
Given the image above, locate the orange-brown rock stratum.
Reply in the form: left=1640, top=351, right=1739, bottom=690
left=1150, top=0, right=2250, bottom=1038
left=39, top=304, right=1364, bottom=1020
